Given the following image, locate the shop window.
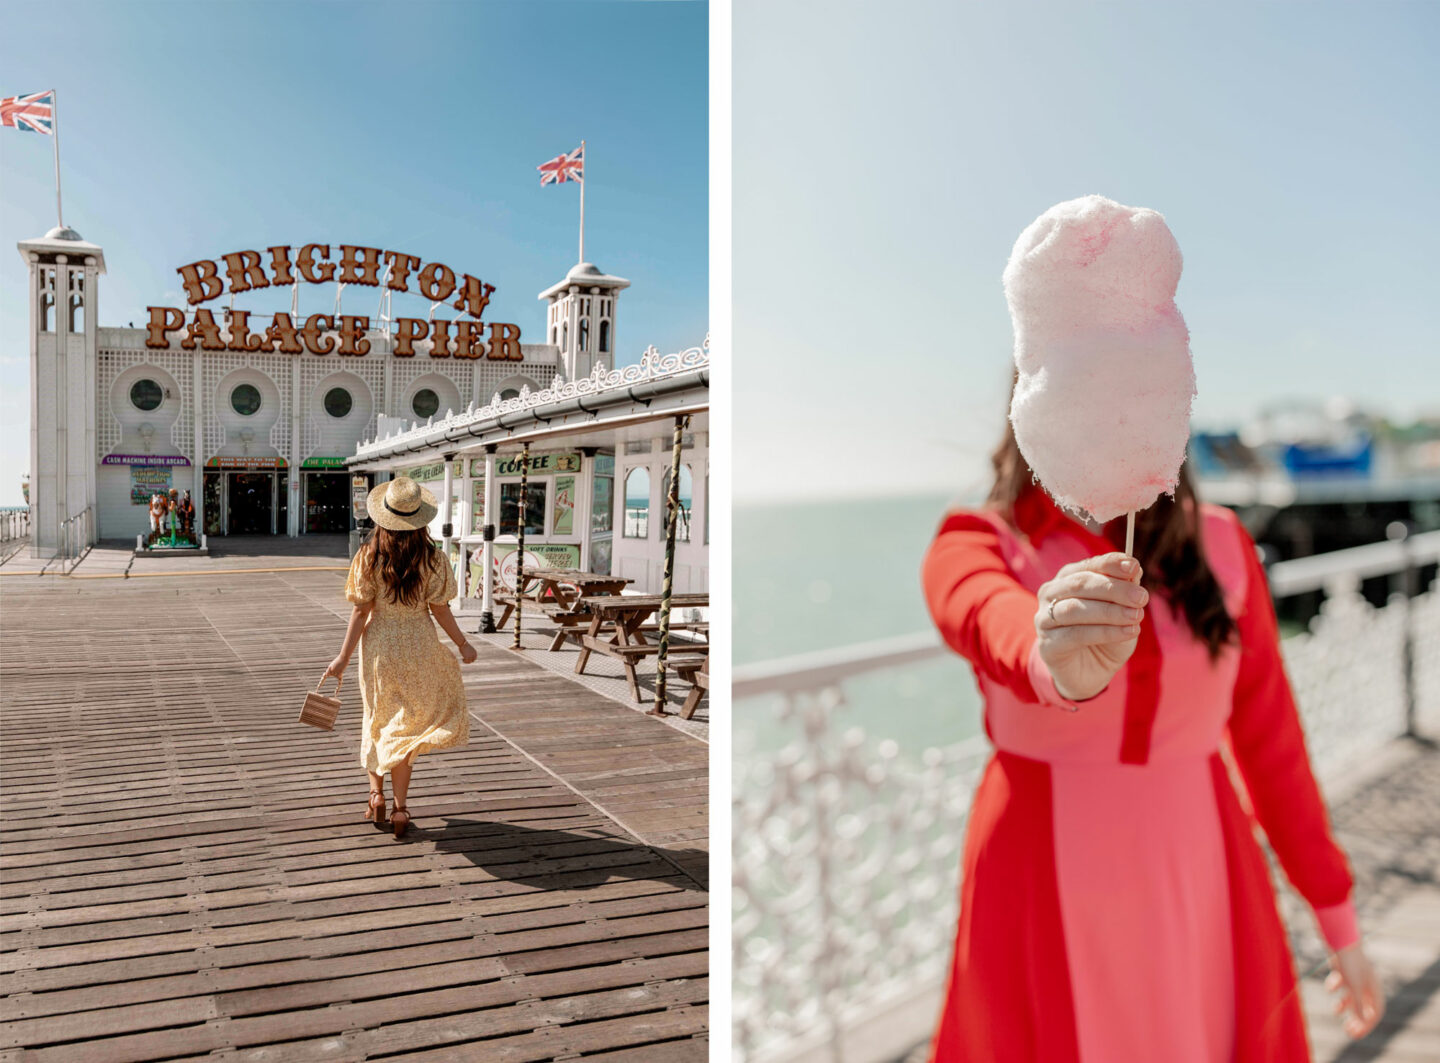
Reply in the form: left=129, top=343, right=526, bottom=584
left=130, top=378, right=163, bottom=412
left=591, top=471, right=614, bottom=534
left=231, top=383, right=262, bottom=416
left=412, top=388, right=439, bottom=419
left=661, top=464, right=694, bottom=543
left=324, top=386, right=353, bottom=419
left=623, top=467, right=650, bottom=538
left=499, top=481, right=546, bottom=537
left=599, top=320, right=610, bottom=353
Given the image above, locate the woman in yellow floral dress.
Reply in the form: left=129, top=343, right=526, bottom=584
left=325, top=477, right=477, bottom=838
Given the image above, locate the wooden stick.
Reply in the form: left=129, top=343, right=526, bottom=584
left=1124, top=511, right=1136, bottom=558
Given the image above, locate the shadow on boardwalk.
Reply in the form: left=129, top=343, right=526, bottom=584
left=0, top=562, right=708, bottom=1062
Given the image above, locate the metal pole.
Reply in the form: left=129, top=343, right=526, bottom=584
left=578, top=139, right=586, bottom=264
left=50, top=90, right=64, bottom=229
left=654, top=414, right=689, bottom=714
left=512, top=443, right=530, bottom=650
left=480, top=446, right=498, bottom=633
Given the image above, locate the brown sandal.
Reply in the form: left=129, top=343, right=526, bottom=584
left=391, top=803, right=410, bottom=839
left=364, top=789, right=387, bottom=823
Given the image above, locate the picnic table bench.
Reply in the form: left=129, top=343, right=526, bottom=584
left=666, top=656, right=709, bottom=720
left=493, top=568, right=633, bottom=630
left=571, top=593, right=710, bottom=709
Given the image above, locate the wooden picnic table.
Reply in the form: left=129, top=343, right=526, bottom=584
left=493, top=568, right=633, bottom=630
left=572, top=593, right=710, bottom=709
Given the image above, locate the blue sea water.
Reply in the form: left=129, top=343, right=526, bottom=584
left=734, top=493, right=987, bottom=758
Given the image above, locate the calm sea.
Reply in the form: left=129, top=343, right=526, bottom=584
left=734, top=493, right=987, bottom=759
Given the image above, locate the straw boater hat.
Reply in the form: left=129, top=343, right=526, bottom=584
left=366, top=476, right=437, bottom=531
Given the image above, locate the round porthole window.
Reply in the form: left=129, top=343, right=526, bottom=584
left=324, top=386, right=353, bottom=419
left=230, top=383, right=262, bottom=416
left=129, top=378, right=163, bottom=412
left=411, top=388, right=440, bottom=419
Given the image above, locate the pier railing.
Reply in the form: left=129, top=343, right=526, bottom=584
left=0, top=508, right=28, bottom=544
left=57, top=507, right=93, bottom=569
left=732, top=533, right=1440, bottom=1063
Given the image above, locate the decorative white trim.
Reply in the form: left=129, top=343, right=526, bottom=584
left=354, top=336, right=709, bottom=460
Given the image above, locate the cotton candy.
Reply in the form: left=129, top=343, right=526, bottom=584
left=1004, top=194, right=1196, bottom=524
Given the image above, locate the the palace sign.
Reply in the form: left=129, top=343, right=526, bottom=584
left=145, top=244, right=522, bottom=360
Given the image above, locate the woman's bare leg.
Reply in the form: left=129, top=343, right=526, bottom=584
left=389, top=752, right=416, bottom=808
left=367, top=769, right=384, bottom=794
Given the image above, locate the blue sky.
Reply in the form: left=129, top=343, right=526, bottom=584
left=734, top=0, right=1439, bottom=502
left=0, top=0, right=707, bottom=507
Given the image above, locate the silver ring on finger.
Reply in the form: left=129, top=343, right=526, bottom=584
left=1048, top=598, right=1058, bottom=624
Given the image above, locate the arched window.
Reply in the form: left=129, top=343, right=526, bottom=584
left=622, top=467, right=650, bottom=538
left=68, top=274, right=84, bottom=332
left=579, top=319, right=589, bottom=353
left=499, top=388, right=520, bottom=401
left=599, top=320, right=610, bottom=354
left=661, top=464, right=694, bottom=543
left=39, top=269, right=54, bottom=333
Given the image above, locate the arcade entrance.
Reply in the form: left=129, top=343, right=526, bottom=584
left=304, top=473, right=351, bottom=533
left=202, top=471, right=288, bottom=535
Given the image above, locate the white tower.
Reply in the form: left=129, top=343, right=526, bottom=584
left=538, top=261, right=630, bottom=381
left=18, top=226, right=106, bottom=557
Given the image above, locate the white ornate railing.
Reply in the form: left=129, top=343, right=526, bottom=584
left=353, top=337, right=710, bottom=460
left=732, top=538, right=1440, bottom=1063
left=0, top=508, right=29, bottom=543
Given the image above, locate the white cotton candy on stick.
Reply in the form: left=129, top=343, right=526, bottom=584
left=1004, top=195, right=1196, bottom=543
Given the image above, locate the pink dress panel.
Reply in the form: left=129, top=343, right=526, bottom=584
left=975, top=506, right=1252, bottom=1063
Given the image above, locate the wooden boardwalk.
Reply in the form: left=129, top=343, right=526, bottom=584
left=0, top=560, right=708, bottom=1061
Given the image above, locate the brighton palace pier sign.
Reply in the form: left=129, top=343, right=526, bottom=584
left=145, top=244, right=522, bottom=359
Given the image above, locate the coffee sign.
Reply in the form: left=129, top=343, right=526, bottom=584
left=145, top=243, right=522, bottom=360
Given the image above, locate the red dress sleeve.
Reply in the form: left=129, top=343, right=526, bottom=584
left=1225, top=513, right=1359, bottom=951
left=921, top=510, right=1082, bottom=711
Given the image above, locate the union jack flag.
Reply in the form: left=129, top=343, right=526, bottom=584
left=538, top=144, right=583, bottom=185
left=0, top=91, right=55, bottom=134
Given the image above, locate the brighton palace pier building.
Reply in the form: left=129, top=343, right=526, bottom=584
left=20, top=225, right=708, bottom=595
left=21, top=223, right=714, bottom=596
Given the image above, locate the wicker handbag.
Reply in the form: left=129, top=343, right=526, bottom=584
left=298, top=673, right=343, bottom=730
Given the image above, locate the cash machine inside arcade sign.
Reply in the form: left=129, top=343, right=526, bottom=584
left=145, top=244, right=522, bottom=359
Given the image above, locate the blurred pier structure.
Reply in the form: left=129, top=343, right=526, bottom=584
left=733, top=532, right=1440, bottom=1063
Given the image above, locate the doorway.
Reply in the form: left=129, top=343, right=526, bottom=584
left=304, top=473, right=350, bottom=533
left=229, top=473, right=274, bottom=534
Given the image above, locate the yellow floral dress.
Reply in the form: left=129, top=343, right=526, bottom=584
left=344, top=545, right=469, bottom=774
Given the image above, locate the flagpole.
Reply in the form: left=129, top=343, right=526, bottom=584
left=50, top=89, right=64, bottom=229
left=578, top=139, right=586, bottom=264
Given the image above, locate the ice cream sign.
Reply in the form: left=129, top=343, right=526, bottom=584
left=144, top=243, right=523, bottom=359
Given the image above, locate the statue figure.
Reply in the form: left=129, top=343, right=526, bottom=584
left=148, top=492, right=166, bottom=545
left=179, top=491, right=197, bottom=543
left=167, top=489, right=182, bottom=543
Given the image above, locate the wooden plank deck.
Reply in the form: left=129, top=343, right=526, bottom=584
left=0, top=564, right=708, bottom=1061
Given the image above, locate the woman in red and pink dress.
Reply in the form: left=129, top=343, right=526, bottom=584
left=921, top=419, right=1384, bottom=1062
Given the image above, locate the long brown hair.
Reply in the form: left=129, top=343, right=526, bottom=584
left=365, top=525, right=440, bottom=607
left=986, top=385, right=1237, bottom=661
